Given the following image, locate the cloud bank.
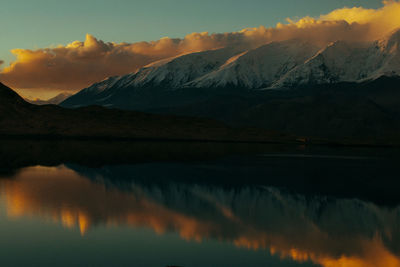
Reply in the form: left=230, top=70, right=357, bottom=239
left=1, top=1, right=400, bottom=94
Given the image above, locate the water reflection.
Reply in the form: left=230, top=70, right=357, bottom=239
left=1, top=164, right=400, bottom=267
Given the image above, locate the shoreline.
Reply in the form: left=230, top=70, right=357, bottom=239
left=0, top=133, right=399, bottom=148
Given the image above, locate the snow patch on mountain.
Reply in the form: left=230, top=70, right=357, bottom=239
left=124, top=48, right=243, bottom=89
left=187, top=39, right=320, bottom=89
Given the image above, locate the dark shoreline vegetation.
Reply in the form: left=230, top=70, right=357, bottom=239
left=1, top=139, right=400, bottom=206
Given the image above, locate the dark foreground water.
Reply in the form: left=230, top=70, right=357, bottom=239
left=0, top=140, right=400, bottom=267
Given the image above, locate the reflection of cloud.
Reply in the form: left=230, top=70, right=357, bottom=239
left=1, top=1, right=400, bottom=93
left=0, top=166, right=227, bottom=239
left=1, top=165, right=400, bottom=267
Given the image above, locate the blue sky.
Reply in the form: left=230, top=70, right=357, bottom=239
left=0, top=0, right=382, bottom=65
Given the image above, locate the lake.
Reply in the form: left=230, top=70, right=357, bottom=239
left=0, top=140, right=399, bottom=267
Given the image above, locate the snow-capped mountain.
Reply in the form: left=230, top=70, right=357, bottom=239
left=61, top=29, right=400, bottom=110
left=272, top=30, right=400, bottom=88
left=61, top=40, right=321, bottom=108
left=61, top=47, right=244, bottom=108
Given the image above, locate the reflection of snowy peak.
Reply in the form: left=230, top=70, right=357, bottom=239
left=61, top=29, right=400, bottom=109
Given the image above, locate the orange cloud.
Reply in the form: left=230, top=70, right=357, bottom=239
left=1, top=1, right=400, bottom=94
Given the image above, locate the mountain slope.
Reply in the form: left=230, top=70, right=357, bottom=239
left=2, top=80, right=400, bottom=144
left=146, top=76, right=400, bottom=142
left=0, top=82, right=32, bottom=119
left=0, top=82, right=287, bottom=142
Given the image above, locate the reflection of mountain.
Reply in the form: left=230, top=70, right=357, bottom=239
left=68, top=155, right=400, bottom=205
left=1, top=165, right=400, bottom=267
left=1, top=140, right=400, bottom=204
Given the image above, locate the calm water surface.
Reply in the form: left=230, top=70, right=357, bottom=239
left=0, top=140, right=399, bottom=267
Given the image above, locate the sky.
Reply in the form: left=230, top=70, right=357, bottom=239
left=0, top=0, right=390, bottom=98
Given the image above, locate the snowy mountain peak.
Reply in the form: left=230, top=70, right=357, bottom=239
left=62, top=35, right=400, bottom=108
